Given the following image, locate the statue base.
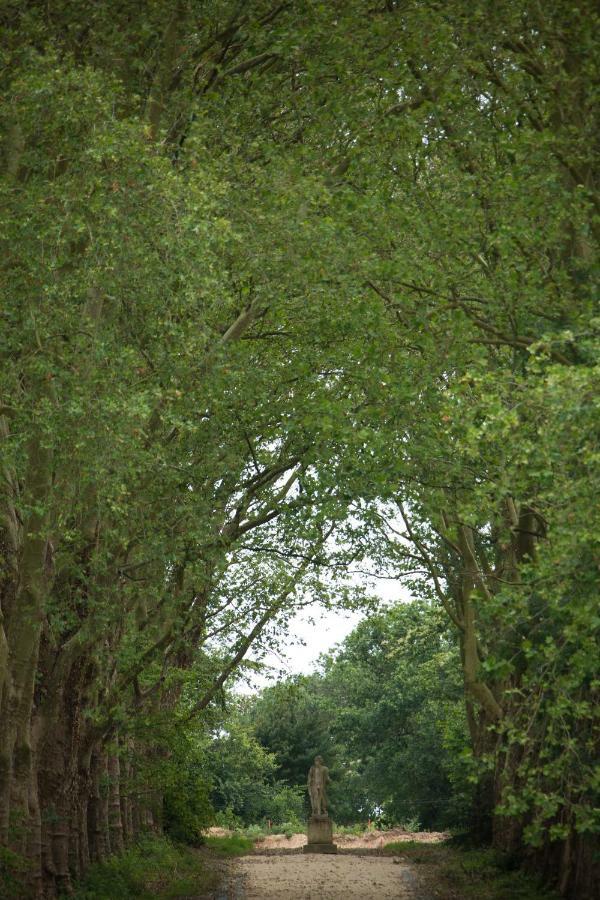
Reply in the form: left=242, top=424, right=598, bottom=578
left=303, top=815, right=337, bottom=854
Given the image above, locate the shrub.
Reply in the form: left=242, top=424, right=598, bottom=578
left=203, top=834, right=254, bottom=857
left=399, top=817, right=422, bottom=833
left=333, top=823, right=365, bottom=836
left=265, top=784, right=305, bottom=825
left=243, top=824, right=267, bottom=840
left=214, top=807, right=244, bottom=830
left=270, top=819, right=302, bottom=836
left=163, top=781, right=213, bottom=845
left=67, top=835, right=217, bottom=900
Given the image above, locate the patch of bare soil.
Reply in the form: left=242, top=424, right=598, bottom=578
left=254, top=828, right=449, bottom=852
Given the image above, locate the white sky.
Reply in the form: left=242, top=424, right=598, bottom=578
left=237, top=574, right=410, bottom=693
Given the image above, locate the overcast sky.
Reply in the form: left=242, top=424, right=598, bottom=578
left=237, top=574, right=410, bottom=693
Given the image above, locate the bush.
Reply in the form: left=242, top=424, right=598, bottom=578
left=203, top=834, right=255, bottom=857
left=67, top=836, right=217, bottom=900
left=214, top=807, right=244, bottom=830
left=163, top=781, right=213, bottom=845
left=265, top=784, right=305, bottom=825
left=158, top=740, right=215, bottom=845
left=243, top=824, right=267, bottom=840
left=333, top=823, right=365, bottom=836
left=399, top=817, right=422, bottom=833
left=269, top=819, right=302, bottom=835
left=381, top=842, right=560, bottom=899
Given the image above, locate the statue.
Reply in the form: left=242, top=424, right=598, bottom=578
left=307, top=755, right=330, bottom=817
left=304, top=755, right=337, bottom=853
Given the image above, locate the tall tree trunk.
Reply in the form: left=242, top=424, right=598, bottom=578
left=108, top=750, right=124, bottom=855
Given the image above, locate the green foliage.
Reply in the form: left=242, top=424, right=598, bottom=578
left=162, top=740, right=215, bottom=845
left=382, top=843, right=560, bottom=900
left=206, top=719, right=279, bottom=824
left=332, top=823, right=365, bottom=837
left=2, top=2, right=598, bottom=896
left=484, top=362, right=600, bottom=843
left=242, top=824, right=267, bottom=840
left=163, top=784, right=213, bottom=846
left=203, top=712, right=306, bottom=827
left=0, top=846, right=29, bottom=900
left=121, top=722, right=216, bottom=845
left=322, top=602, right=473, bottom=828
left=264, top=785, right=305, bottom=827
left=67, top=836, right=217, bottom=900
left=250, top=678, right=338, bottom=790
left=213, top=808, right=244, bottom=831
left=203, top=834, right=255, bottom=857
left=242, top=601, right=473, bottom=830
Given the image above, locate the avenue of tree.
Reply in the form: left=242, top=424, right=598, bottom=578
left=1, top=2, right=598, bottom=898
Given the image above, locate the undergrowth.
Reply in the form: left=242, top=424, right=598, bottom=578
left=203, top=833, right=255, bottom=856
left=383, top=841, right=560, bottom=900
left=241, top=821, right=301, bottom=839
left=0, top=846, right=30, bottom=899
left=332, top=823, right=365, bottom=836
left=66, top=835, right=217, bottom=900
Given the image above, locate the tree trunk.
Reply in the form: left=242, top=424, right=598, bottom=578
left=108, top=751, right=124, bottom=855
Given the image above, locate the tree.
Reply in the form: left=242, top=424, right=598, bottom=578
left=246, top=602, right=471, bottom=828
left=0, top=3, right=373, bottom=892
left=297, top=2, right=599, bottom=891
left=1, top=2, right=597, bottom=897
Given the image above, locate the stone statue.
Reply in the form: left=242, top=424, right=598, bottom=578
left=307, top=755, right=330, bottom=817
left=305, top=755, right=336, bottom=853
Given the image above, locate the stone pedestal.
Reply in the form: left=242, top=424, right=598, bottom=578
left=303, top=815, right=337, bottom=854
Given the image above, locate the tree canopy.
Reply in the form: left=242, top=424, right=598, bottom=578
left=1, top=2, right=598, bottom=897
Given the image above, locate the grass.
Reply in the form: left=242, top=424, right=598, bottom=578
left=67, top=835, right=218, bottom=900
left=333, top=823, right=366, bottom=836
left=239, top=821, right=302, bottom=840
left=203, top=833, right=256, bottom=856
left=242, top=823, right=268, bottom=840
left=382, top=840, right=560, bottom=900
left=30, top=824, right=565, bottom=900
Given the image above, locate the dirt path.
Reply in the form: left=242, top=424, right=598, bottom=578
left=252, top=828, right=448, bottom=852
left=226, top=853, right=424, bottom=900
left=206, top=830, right=447, bottom=899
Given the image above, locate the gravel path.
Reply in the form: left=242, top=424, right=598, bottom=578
left=220, top=853, right=424, bottom=900
left=206, top=830, right=446, bottom=899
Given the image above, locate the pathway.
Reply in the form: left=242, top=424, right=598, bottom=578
left=217, top=851, right=426, bottom=900
left=206, top=829, right=448, bottom=899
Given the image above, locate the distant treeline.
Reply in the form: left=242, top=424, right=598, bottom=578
left=210, top=601, right=473, bottom=832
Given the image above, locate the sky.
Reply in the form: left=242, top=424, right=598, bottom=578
left=237, top=574, right=409, bottom=693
